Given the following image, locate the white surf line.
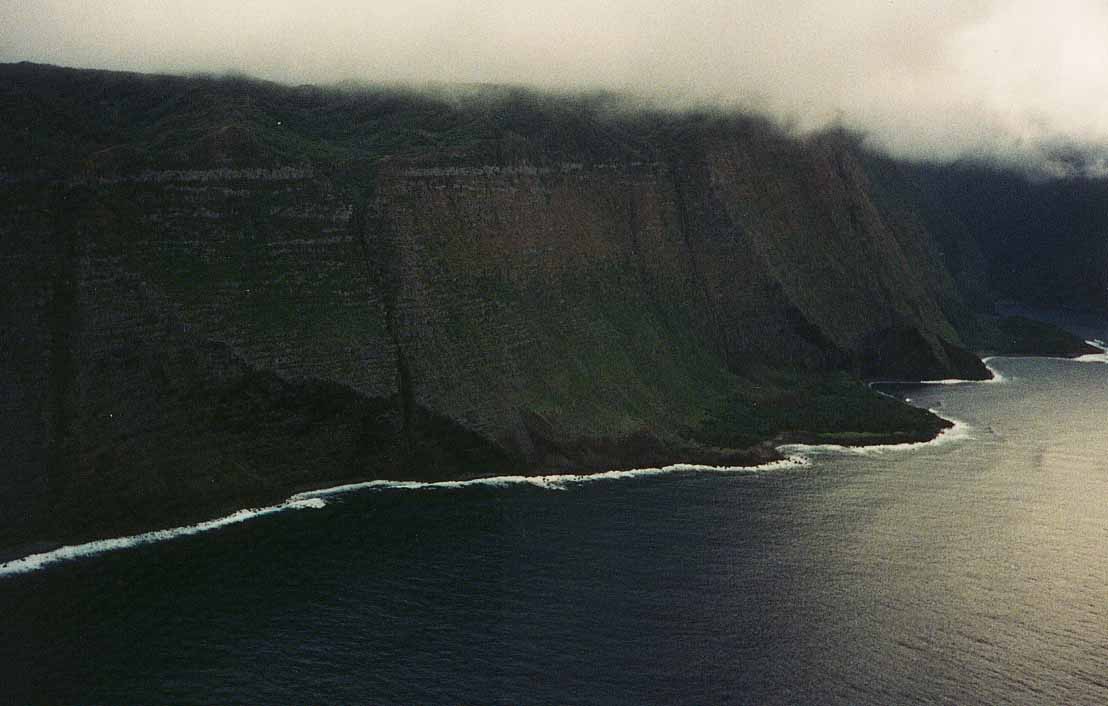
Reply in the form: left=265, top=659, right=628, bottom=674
left=0, top=458, right=811, bottom=578
left=777, top=409, right=972, bottom=459
left=923, top=357, right=1008, bottom=385
left=980, top=339, right=1108, bottom=367
left=288, top=456, right=811, bottom=502
left=827, top=358, right=1003, bottom=460
left=836, top=340, right=1108, bottom=461
left=867, top=357, right=1009, bottom=389
left=0, top=498, right=326, bottom=578
left=1074, top=339, right=1108, bottom=363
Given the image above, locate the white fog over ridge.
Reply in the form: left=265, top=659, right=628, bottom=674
left=3, top=0, right=1108, bottom=172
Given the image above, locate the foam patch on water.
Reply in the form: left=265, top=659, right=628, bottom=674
left=0, top=497, right=327, bottom=578
left=289, top=456, right=811, bottom=501
left=777, top=411, right=972, bottom=459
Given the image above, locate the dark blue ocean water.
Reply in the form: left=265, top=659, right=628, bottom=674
left=3, top=355, right=1108, bottom=704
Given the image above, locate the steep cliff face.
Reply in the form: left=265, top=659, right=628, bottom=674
left=362, top=125, right=989, bottom=466
left=1, top=63, right=1098, bottom=548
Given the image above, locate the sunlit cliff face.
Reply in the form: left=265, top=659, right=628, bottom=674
left=4, top=0, right=1108, bottom=173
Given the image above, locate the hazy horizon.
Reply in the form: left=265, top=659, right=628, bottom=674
left=4, top=0, right=1108, bottom=174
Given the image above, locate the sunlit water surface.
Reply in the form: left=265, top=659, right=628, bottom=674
left=3, top=355, right=1108, bottom=704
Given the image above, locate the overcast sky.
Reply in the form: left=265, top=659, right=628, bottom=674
left=4, top=0, right=1108, bottom=171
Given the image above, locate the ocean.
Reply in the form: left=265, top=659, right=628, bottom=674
left=3, top=351, right=1107, bottom=704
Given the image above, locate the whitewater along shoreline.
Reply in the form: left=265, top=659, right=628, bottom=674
left=0, top=427, right=954, bottom=578
left=4, top=342, right=1106, bottom=578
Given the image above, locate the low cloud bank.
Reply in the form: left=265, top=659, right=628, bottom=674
left=4, top=0, right=1108, bottom=173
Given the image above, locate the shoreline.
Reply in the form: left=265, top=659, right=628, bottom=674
left=0, top=454, right=811, bottom=578
left=5, top=344, right=1106, bottom=578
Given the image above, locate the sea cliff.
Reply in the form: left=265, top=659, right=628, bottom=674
left=0, top=63, right=1101, bottom=548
